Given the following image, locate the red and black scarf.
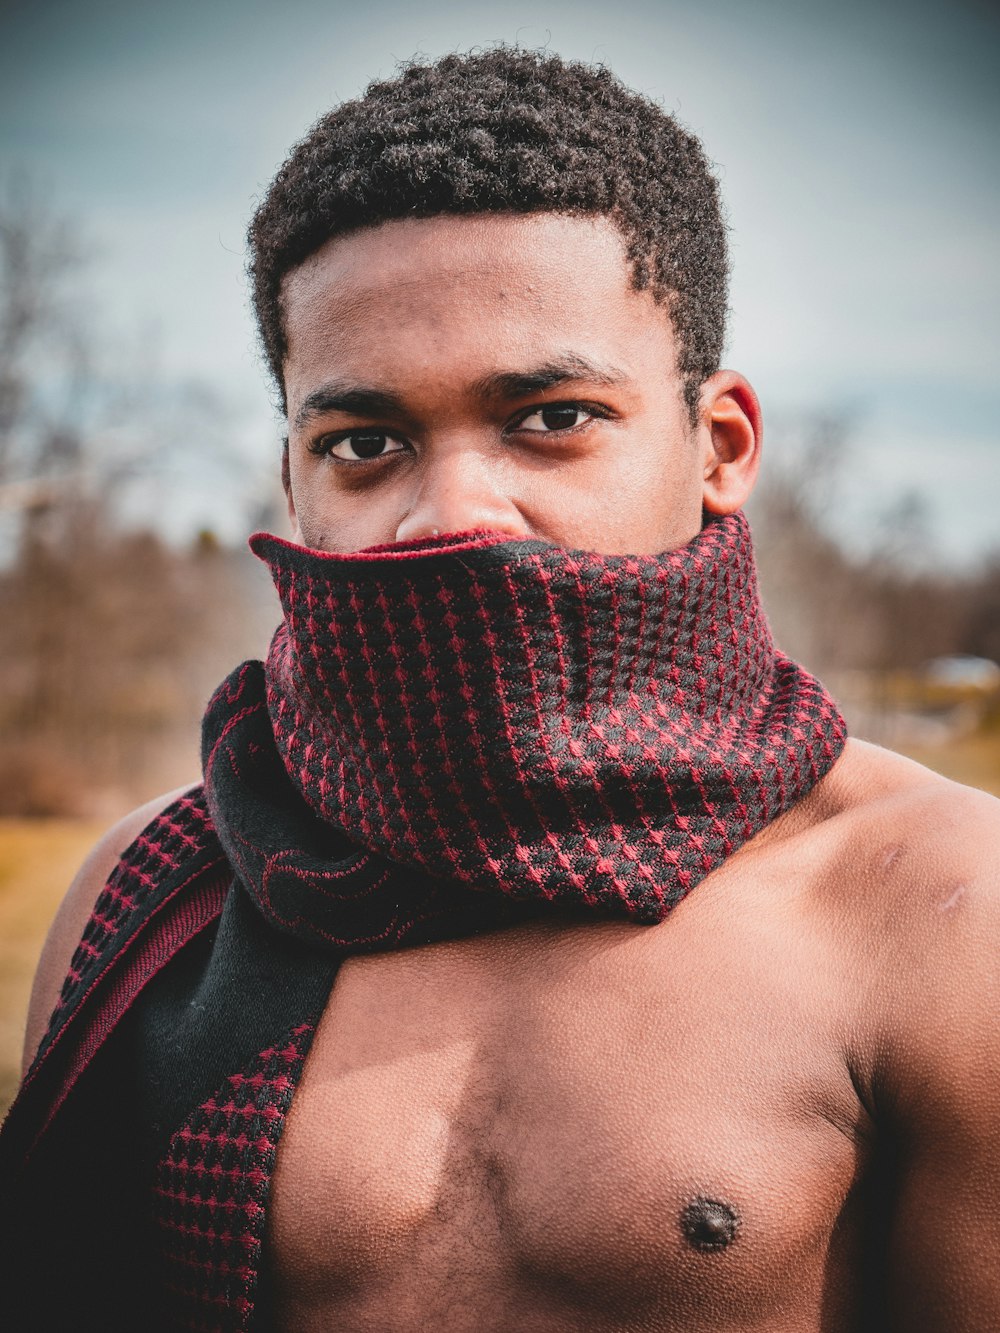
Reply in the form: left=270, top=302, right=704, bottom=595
left=211, top=509, right=845, bottom=944
left=1, top=511, right=845, bottom=1331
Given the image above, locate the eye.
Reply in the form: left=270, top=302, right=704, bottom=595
left=516, top=404, right=596, bottom=433
left=316, top=431, right=408, bottom=462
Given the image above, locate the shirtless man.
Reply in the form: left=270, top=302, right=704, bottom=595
left=13, top=48, right=1000, bottom=1332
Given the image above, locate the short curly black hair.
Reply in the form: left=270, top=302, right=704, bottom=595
left=249, top=47, right=728, bottom=420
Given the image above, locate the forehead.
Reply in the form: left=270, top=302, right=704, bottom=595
left=279, top=214, right=678, bottom=403
left=283, top=212, right=630, bottom=300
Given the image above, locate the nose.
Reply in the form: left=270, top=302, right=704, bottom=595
left=394, top=446, right=532, bottom=544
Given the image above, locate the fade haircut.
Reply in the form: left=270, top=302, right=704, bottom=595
left=249, top=47, right=729, bottom=421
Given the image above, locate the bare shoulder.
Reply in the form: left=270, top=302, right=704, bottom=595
left=807, top=735, right=1000, bottom=1050
left=827, top=736, right=1000, bottom=890
left=766, top=736, right=1000, bottom=1006
left=20, top=783, right=198, bottom=1077
left=805, top=735, right=1000, bottom=879
left=856, top=732, right=1000, bottom=959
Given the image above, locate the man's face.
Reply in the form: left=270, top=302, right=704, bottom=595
left=280, top=213, right=753, bottom=555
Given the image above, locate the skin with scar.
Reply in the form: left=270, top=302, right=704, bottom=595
left=20, top=58, right=1000, bottom=1333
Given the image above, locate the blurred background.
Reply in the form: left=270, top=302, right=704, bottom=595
left=1, top=0, right=998, bottom=1110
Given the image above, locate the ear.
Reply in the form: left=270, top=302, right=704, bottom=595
left=281, top=437, right=305, bottom=543
left=697, top=371, right=762, bottom=515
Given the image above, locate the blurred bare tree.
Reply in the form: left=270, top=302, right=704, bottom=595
left=0, top=188, right=277, bottom=816
left=0, top=185, right=88, bottom=518
left=962, top=554, right=1000, bottom=665
left=749, top=411, right=999, bottom=749
left=748, top=412, right=878, bottom=674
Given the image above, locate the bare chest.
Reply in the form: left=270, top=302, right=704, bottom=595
left=264, top=894, right=868, bottom=1332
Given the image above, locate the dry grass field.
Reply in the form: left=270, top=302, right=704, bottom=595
left=898, top=733, right=1000, bottom=801
left=1, top=735, right=998, bottom=1122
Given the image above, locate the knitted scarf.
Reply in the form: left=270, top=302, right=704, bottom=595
left=1, top=510, right=846, bottom=1332
left=206, top=509, right=846, bottom=949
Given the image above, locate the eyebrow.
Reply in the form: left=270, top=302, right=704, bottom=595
left=292, top=354, right=630, bottom=431
left=294, top=386, right=406, bottom=431
left=472, top=354, right=631, bottom=401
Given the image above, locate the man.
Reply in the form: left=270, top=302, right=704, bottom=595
left=4, top=48, right=999, bottom=1332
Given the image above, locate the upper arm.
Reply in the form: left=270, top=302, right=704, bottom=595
left=880, top=790, right=1000, bottom=1329
left=20, top=783, right=198, bottom=1077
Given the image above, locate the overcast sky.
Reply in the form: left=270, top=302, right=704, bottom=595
left=2, top=0, right=997, bottom=560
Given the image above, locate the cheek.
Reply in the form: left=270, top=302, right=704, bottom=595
left=288, top=457, right=406, bottom=554
left=516, top=436, right=703, bottom=557
left=285, top=455, right=339, bottom=549
left=595, top=431, right=704, bottom=554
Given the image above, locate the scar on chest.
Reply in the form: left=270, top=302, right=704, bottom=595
left=680, top=1197, right=741, bottom=1252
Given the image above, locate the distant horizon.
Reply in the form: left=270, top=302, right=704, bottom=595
left=2, top=0, right=998, bottom=564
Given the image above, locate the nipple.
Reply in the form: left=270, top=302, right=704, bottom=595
left=680, top=1197, right=741, bottom=1252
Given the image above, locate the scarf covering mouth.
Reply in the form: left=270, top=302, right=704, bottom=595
left=203, top=510, right=847, bottom=950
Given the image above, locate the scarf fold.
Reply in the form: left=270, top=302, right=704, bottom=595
left=205, top=511, right=846, bottom=950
